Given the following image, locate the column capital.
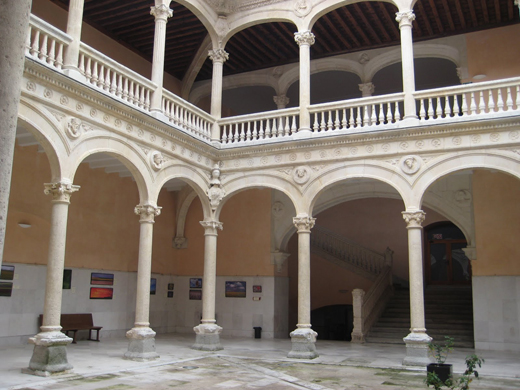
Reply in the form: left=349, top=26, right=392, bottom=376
left=402, top=210, right=426, bottom=228
left=294, top=30, right=315, bottom=46
left=150, top=4, right=173, bottom=22
left=44, top=182, right=80, bottom=203
left=273, top=94, right=290, bottom=109
left=200, top=220, right=223, bottom=234
left=358, top=82, right=375, bottom=97
left=135, top=204, right=162, bottom=223
left=293, top=213, right=316, bottom=232
left=396, top=10, right=416, bottom=28
left=209, top=48, right=229, bottom=63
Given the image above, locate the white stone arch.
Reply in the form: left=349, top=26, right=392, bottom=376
left=154, top=163, right=212, bottom=218
left=412, top=151, right=520, bottom=210
left=365, top=44, right=462, bottom=82
left=17, top=98, right=67, bottom=182
left=213, top=173, right=303, bottom=220
left=67, top=138, right=153, bottom=204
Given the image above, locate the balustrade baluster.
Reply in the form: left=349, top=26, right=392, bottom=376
left=252, top=121, right=258, bottom=140
left=116, top=74, right=123, bottom=98
left=85, top=57, right=93, bottom=81
left=56, top=43, right=64, bottom=69
left=239, top=122, right=245, bottom=142
left=497, top=88, right=505, bottom=112
left=246, top=122, right=252, bottom=141
left=516, top=86, right=520, bottom=110
left=378, top=103, right=384, bottom=124
left=278, top=117, right=284, bottom=137
left=334, top=110, right=340, bottom=130
left=259, top=120, right=265, bottom=139
left=145, top=88, right=151, bottom=110
left=98, top=65, right=105, bottom=88
left=394, top=103, right=401, bottom=122
left=265, top=119, right=272, bottom=138
left=341, top=108, right=347, bottom=129
left=173, top=104, right=179, bottom=125
left=92, top=60, right=99, bottom=85
left=104, top=68, right=111, bottom=91
left=129, top=81, right=135, bottom=104
left=30, top=30, right=40, bottom=57
left=446, top=95, right=454, bottom=117
left=284, top=116, right=290, bottom=136
left=453, top=94, right=461, bottom=116
left=327, top=110, right=333, bottom=131
left=386, top=103, right=392, bottom=123
left=478, top=91, right=485, bottom=113
left=419, top=99, right=426, bottom=120
left=470, top=92, right=477, bottom=115
left=462, top=93, right=468, bottom=116
left=78, top=53, right=85, bottom=75
left=488, top=90, right=495, bottom=112
left=312, top=113, right=319, bottom=132
left=47, top=40, right=56, bottom=66
left=320, top=111, right=326, bottom=132
left=291, top=115, right=298, bottom=134
left=506, top=87, right=513, bottom=110
left=39, top=34, right=48, bottom=61
left=363, top=105, right=369, bottom=127
left=26, top=26, right=32, bottom=56
left=371, top=104, right=377, bottom=125
left=427, top=98, right=434, bottom=119
left=233, top=124, right=239, bottom=143
left=356, top=106, right=361, bottom=127
left=110, top=70, right=117, bottom=94
left=221, top=125, right=227, bottom=143
left=436, top=97, right=442, bottom=118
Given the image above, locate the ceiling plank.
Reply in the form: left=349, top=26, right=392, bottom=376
left=417, top=1, right=434, bottom=36
left=507, top=0, right=515, bottom=19
left=494, top=0, right=502, bottom=22
left=453, top=0, right=467, bottom=29
left=321, top=14, right=353, bottom=49
left=377, top=3, right=400, bottom=41
left=364, top=2, right=392, bottom=42
left=269, top=24, right=299, bottom=57
left=440, top=0, right=456, bottom=30
left=340, top=7, right=372, bottom=46
left=312, top=22, right=342, bottom=53
left=467, top=0, right=478, bottom=27
left=329, top=9, right=361, bottom=47
left=352, top=3, right=382, bottom=44
left=480, top=0, right=490, bottom=24
left=427, top=0, right=445, bottom=33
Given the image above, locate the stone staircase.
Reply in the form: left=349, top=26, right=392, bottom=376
left=365, top=286, right=474, bottom=348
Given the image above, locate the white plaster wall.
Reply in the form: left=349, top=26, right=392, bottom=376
left=473, top=276, right=520, bottom=352
left=0, top=265, right=289, bottom=345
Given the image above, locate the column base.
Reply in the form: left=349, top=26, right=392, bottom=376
left=192, top=323, right=223, bottom=351
left=124, top=327, right=159, bottom=361
left=287, top=327, right=319, bottom=359
left=293, top=128, right=312, bottom=139
left=402, top=331, right=433, bottom=366
left=26, top=331, right=73, bottom=376
left=350, top=331, right=365, bottom=343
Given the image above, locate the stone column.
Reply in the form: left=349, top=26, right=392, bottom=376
left=359, top=82, right=375, bottom=97
left=63, top=0, right=85, bottom=79
left=294, top=31, right=315, bottom=135
left=288, top=213, right=318, bottom=359
left=149, top=1, right=173, bottom=114
left=209, top=48, right=229, bottom=142
left=402, top=210, right=432, bottom=366
left=396, top=11, right=418, bottom=121
left=27, top=182, right=79, bottom=376
left=192, top=219, right=223, bottom=351
left=124, top=204, right=161, bottom=361
left=351, top=288, right=365, bottom=343
left=0, top=0, right=31, bottom=268
left=273, top=95, right=290, bottom=110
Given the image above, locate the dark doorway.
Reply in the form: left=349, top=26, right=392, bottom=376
left=425, top=223, right=471, bottom=285
left=311, top=304, right=353, bottom=341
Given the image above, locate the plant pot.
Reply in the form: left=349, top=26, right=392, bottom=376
left=427, top=363, right=453, bottom=383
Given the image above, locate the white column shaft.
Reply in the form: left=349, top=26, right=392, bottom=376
left=299, top=43, right=311, bottom=131
left=210, top=60, right=224, bottom=141
left=135, top=221, right=154, bottom=327
left=297, top=230, right=311, bottom=326
left=63, top=0, right=85, bottom=69
left=202, top=231, right=218, bottom=322
left=397, top=12, right=417, bottom=119
left=41, top=201, right=70, bottom=330
left=408, top=226, right=426, bottom=331
left=150, top=4, right=172, bottom=112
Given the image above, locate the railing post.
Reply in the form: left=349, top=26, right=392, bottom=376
left=351, top=288, right=365, bottom=343
left=150, top=1, right=173, bottom=116
left=63, top=0, right=86, bottom=81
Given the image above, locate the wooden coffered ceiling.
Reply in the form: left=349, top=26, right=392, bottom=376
left=49, top=0, right=519, bottom=82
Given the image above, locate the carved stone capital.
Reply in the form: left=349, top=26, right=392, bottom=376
left=150, top=4, right=173, bottom=22
left=396, top=11, right=416, bottom=28
left=200, top=220, right=223, bottom=233
left=44, top=182, right=80, bottom=203
left=359, top=82, right=375, bottom=97
left=209, top=48, right=229, bottom=63
left=273, top=94, right=290, bottom=109
left=271, top=251, right=290, bottom=273
left=402, top=210, right=426, bottom=228
left=294, top=30, right=315, bottom=47
left=173, top=236, right=188, bottom=249
left=293, top=213, right=316, bottom=232
left=135, top=204, right=162, bottom=223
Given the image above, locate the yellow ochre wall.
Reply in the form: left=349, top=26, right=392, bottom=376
left=472, top=170, right=520, bottom=276
left=465, top=24, right=520, bottom=81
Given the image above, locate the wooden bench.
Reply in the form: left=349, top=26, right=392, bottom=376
left=39, top=313, right=102, bottom=343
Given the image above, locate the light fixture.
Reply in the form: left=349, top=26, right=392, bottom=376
left=18, top=223, right=31, bottom=228
left=473, top=74, right=487, bottom=80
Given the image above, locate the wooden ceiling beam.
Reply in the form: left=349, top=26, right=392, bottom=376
left=453, top=0, right=467, bottom=29
left=257, top=24, right=295, bottom=59
left=467, top=0, right=479, bottom=27
left=226, top=35, right=265, bottom=65
left=321, top=14, right=353, bottom=49
left=440, top=0, right=456, bottom=30
left=417, top=1, right=434, bottom=36
left=268, top=24, right=299, bottom=58
left=330, top=9, right=361, bottom=47
left=87, top=2, right=149, bottom=18
left=427, top=0, right=444, bottom=33
left=239, top=29, right=281, bottom=62
left=364, top=2, right=392, bottom=42
left=340, top=7, right=371, bottom=46
left=94, top=5, right=151, bottom=24
left=353, top=3, right=382, bottom=44
left=377, top=3, right=400, bottom=41
left=494, top=0, right=502, bottom=22
left=480, top=0, right=490, bottom=24
left=312, top=23, right=342, bottom=53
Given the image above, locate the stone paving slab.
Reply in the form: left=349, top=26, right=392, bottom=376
left=8, top=355, right=520, bottom=390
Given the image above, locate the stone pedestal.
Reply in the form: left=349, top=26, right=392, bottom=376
left=192, top=323, right=223, bottom=351
left=402, top=332, right=433, bottom=366
left=287, top=327, right=319, bottom=359
left=25, top=331, right=73, bottom=376
left=124, top=327, right=159, bottom=361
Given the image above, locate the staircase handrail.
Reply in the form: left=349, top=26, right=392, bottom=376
left=311, top=225, right=389, bottom=277
left=351, top=248, right=394, bottom=343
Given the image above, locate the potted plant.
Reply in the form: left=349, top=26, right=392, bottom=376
left=425, top=336, right=485, bottom=390
left=427, top=336, right=454, bottom=383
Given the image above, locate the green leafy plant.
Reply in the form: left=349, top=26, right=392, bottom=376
left=425, top=353, right=485, bottom=390
left=428, top=336, right=454, bottom=364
